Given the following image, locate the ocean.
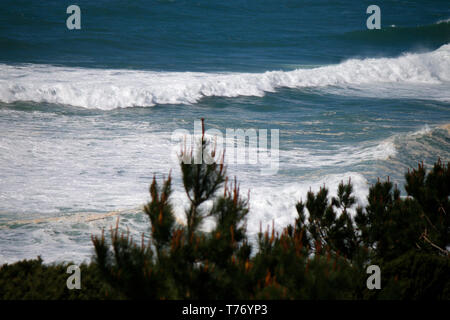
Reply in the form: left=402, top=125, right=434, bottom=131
left=0, top=0, right=449, bottom=264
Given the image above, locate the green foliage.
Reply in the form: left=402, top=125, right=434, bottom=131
left=91, top=120, right=361, bottom=300
left=295, top=180, right=361, bottom=262
left=0, top=257, right=120, bottom=299
left=251, top=224, right=357, bottom=299
left=355, top=160, right=450, bottom=264
left=180, top=125, right=226, bottom=240
left=404, top=160, right=450, bottom=255
left=1, top=120, right=449, bottom=300
left=364, top=250, right=450, bottom=300
left=145, top=175, right=175, bottom=254
left=354, top=160, right=450, bottom=299
left=355, top=178, right=425, bottom=261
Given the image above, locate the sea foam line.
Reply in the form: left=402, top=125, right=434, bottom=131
left=0, top=208, right=141, bottom=229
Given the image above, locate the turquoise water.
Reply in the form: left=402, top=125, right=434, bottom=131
left=0, top=0, right=449, bottom=263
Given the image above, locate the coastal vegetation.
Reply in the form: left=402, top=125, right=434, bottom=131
left=1, top=122, right=449, bottom=300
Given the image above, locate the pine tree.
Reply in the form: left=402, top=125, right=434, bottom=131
left=92, top=119, right=250, bottom=299
left=89, top=118, right=449, bottom=300
left=295, top=179, right=361, bottom=262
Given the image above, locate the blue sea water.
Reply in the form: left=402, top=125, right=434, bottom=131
left=0, top=0, right=449, bottom=263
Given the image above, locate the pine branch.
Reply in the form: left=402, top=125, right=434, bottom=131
left=420, top=230, right=449, bottom=256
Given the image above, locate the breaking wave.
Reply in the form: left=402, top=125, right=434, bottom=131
left=0, top=44, right=449, bottom=109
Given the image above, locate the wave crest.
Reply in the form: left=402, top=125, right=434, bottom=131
left=0, top=44, right=449, bottom=109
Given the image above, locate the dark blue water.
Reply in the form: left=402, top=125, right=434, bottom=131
left=0, top=0, right=449, bottom=263
left=1, top=0, right=449, bottom=70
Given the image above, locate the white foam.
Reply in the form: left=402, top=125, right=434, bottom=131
left=408, top=124, right=432, bottom=137
left=245, top=172, right=370, bottom=235
left=0, top=171, right=369, bottom=265
left=1, top=44, right=449, bottom=109
left=436, top=18, right=450, bottom=24
left=1, top=124, right=447, bottom=264
left=284, top=139, right=397, bottom=168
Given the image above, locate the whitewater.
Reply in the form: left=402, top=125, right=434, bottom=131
left=0, top=118, right=448, bottom=264
left=1, top=44, right=449, bottom=109
left=1, top=1, right=449, bottom=265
